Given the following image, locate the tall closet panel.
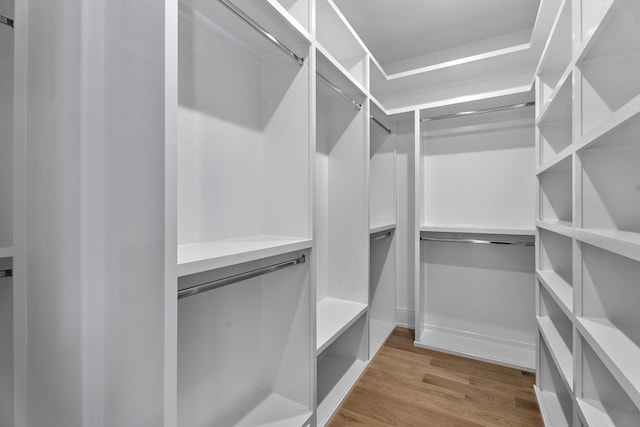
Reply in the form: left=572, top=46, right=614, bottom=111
left=174, top=2, right=314, bottom=426
left=315, top=51, right=369, bottom=426
left=416, top=96, right=537, bottom=370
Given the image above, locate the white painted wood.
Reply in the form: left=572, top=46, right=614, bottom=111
left=420, top=224, right=536, bottom=235
left=0, top=15, right=12, bottom=249
left=177, top=237, right=312, bottom=277
left=536, top=67, right=572, bottom=126
left=537, top=270, right=573, bottom=315
left=178, top=252, right=312, bottom=427
left=416, top=325, right=535, bottom=371
left=269, top=0, right=310, bottom=34
left=369, top=320, right=395, bottom=357
left=0, top=256, right=12, bottom=427
left=537, top=318, right=573, bottom=393
left=535, top=0, right=572, bottom=86
left=536, top=220, right=573, bottom=237
left=538, top=156, right=572, bottom=224
left=574, top=228, right=640, bottom=263
left=0, top=244, right=12, bottom=259
left=369, top=224, right=396, bottom=235
left=535, top=387, right=573, bottom=427
left=537, top=340, right=574, bottom=426
left=578, top=337, right=640, bottom=426
left=316, top=298, right=367, bottom=354
left=369, top=232, right=396, bottom=354
left=369, top=104, right=396, bottom=230
left=537, top=145, right=572, bottom=175
left=538, top=228, right=573, bottom=283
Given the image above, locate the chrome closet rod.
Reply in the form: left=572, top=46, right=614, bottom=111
left=420, top=101, right=535, bottom=122
left=420, top=236, right=534, bottom=247
left=0, top=14, right=13, bottom=28
left=371, top=230, right=393, bottom=241
left=217, top=0, right=304, bottom=67
left=178, top=254, right=306, bottom=299
left=0, top=269, right=12, bottom=278
left=317, top=72, right=363, bottom=110
left=370, top=116, right=391, bottom=134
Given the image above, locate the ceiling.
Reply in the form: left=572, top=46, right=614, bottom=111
left=334, top=0, right=542, bottom=73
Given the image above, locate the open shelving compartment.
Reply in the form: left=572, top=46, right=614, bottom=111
left=576, top=336, right=640, bottom=427
left=576, top=0, right=640, bottom=138
left=537, top=154, right=573, bottom=232
left=176, top=0, right=312, bottom=277
left=177, top=251, right=313, bottom=427
left=535, top=338, right=574, bottom=427
left=269, top=0, right=310, bottom=35
left=576, top=242, right=640, bottom=409
left=315, top=48, right=369, bottom=425
left=315, top=0, right=368, bottom=91
left=537, top=284, right=573, bottom=393
left=368, top=102, right=397, bottom=356
left=537, top=228, right=573, bottom=314
left=536, top=70, right=572, bottom=168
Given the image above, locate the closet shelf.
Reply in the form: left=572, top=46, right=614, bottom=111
left=317, top=354, right=367, bottom=426
left=369, top=320, right=395, bottom=358
left=576, top=317, right=640, bottom=409
left=264, top=0, right=312, bottom=42
left=534, top=387, right=572, bottom=427
left=536, top=69, right=572, bottom=126
left=537, top=317, right=573, bottom=392
left=316, top=298, right=367, bottom=354
left=536, top=220, right=573, bottom=238
left=574, top=0, right=628, bottom=65
left=536, top=270, right=573, bottom=315
left=535, top=0, right=572, bottom=77
left=369, top=224, right=396, bottom=235
left=0, top=243, right=12, bottom=259
left=576, top=397, right=639, bottom=427
left=231, top=392, right=312, bottom=427
left=419, top=224, right=535, bottom=236
left=575, top=93, right=640, bottom=152
left=315, top=44, right=367, bottom=96
left=415, top=326, right=536, bottom=371
left=536, top=146, right=573, bottom=175
left=574, top=228, right=640, bottom=263
left=177, top=236, right=312, bottom=277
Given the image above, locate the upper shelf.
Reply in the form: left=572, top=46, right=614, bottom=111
left=420, top=224, right=535, bottom=236
left=535, top=0, right=572, bottom=77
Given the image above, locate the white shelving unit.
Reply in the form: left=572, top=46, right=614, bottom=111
left=315, top=45, right=369, bottom=425
left=415, top=92, right=537, bottom=371
left=368, top=102, right=396, bottom=356
left=0, top=3, right=13, bottom=426
left=534, top=0, right=640, bottom=424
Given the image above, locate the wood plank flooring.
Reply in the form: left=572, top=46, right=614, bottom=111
left=329, top=328, right=543, bottom=427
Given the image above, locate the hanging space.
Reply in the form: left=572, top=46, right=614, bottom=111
left=415, top=93, right=537, bottom=370
left=315, top=45, right=369, bottom=426
left=0, top=3, right=14, bottom=426
left=174, top=1, right=313, bottom=425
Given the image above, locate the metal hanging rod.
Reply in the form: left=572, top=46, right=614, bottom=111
left=371, top=230, right=393, bottom=241
left=420, top=101, right=535, bottom=122
left=420, top=236, right=534, bottom=247
left=0, top=14, right=13, bottom=28
left=218, top=0, right=304, bottom=67
left=0, top=269, right=13, bottom=278
left=178, top=254, right=306, bottom=299
left=370, top=116, right=391, bottom=134
left=317, top=72, right=362, bottom=111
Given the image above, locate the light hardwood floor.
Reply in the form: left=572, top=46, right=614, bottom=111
left=329, top=328, right=543, bottom=427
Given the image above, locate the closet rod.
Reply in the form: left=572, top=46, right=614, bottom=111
left=420, top=236, right=534, bottom=247
left=370, top=116, right=391, bottom=134
left=0, top=269, right=12, bottom=279
left=178, top=254, right=305, bottom=299
left=420, top=101, right=535, bottom=122
left=218, top=0, right=304, bottom=67
left=0, top=15, right=13, bottom=28
left=317, top=72, right=363, bottom=111
left=371, top=230, right=393, bottom=241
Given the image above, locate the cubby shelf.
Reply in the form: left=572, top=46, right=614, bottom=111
left=536, top=146, right=572, bottom=176
left=419, top=224, right=535, bottom=236
left=316, top=354, right=366, bottom=427
left=537, top=317, right=573, bottom=392
left=536, top=220, right=573, bottom=238
left=177, top=237, right=312, bottom=277
left=267, top=0, right=312, bottom=40
left=536, top=68, right=572, bottom=126
left=536, top=270, right=573, bottom=315
left=574, top=228, right=640, bottom=263
left=369, top=224, right=396, bottom=235
left=576, top=398, right=639, bottom=427
left=535, top=388, right=572, bottom=427
left=576, top=318, right=640, bottom=409
left=316, top=298, right=367, bottom=354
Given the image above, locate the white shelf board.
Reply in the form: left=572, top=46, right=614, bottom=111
left=416, top=326, right=535, bottom=371
left=574, top=228, right=640, bottom=263
left=317, top=354, right=367, bottom=427
left=575, top=93, right=640, bottom=152
left=536, top=146, right=573, bottom=175
left=316, top=298, right=368, bottom=354
left=264, top=0, right=312, bottom=43
left=234, top=392, right=313, bottom=427
left=536, top=67, right=572, bottom=126
left=534, top=0, right=572, bottom=76
left=534, top=386, right=572, bottom=427
left=576, top=397, right=639, bottom=427
left=574, top=0, right=621, bottom=64
left=177, top=236, right=312, bottom=277
left=536, top=270, right=573, bottom=315
left=369, top=319, right=395, bottom=358
left=0, top=243, right=12, bottom=259
left=537, top=316, right=573, bottom=392
left=536, top=220, right=573, bottom=238
left=315, top=43, right=367, bottom=97
left=369, top=224, right=396, bottom=235
left=419, top=224, right=536, bottom=236
left=576, top=317, right=640, bottom=409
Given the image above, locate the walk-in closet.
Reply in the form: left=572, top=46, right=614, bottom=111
left=3, top=0, right=639, bottom=426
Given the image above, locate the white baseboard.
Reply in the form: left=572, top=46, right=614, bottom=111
left=396, top=308, right=415, bottom=329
